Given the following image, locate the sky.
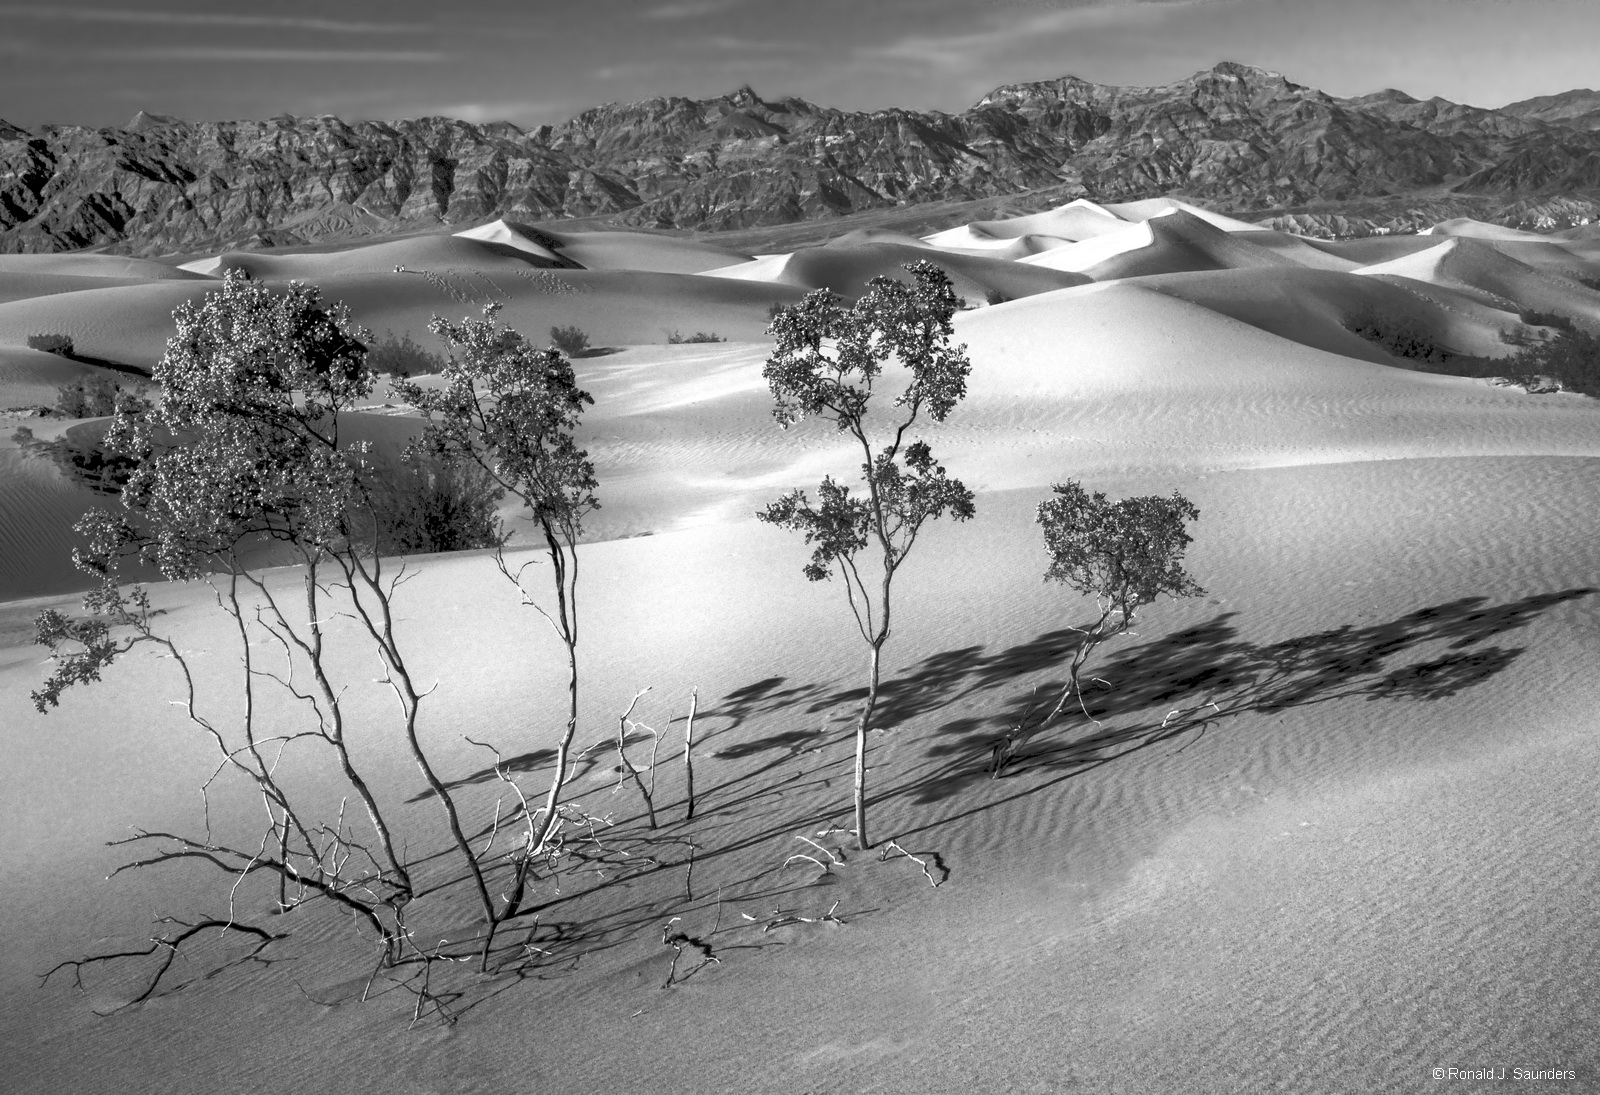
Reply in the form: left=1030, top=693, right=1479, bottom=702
left=1, top=0, right=1597, bottom=129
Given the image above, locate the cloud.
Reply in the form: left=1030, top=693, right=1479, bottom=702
left=406, top=99, right=571, bottom=124
left=0, top=5, right=432, bottom=33
left=700, top=34, right=807, bottom=53
left=643, top=0, right=746, bottom=19
left=862, top=0, right=1227, bottom=73
left=86, top=48, right=451, bottom=64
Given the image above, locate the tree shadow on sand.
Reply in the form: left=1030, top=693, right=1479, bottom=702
left=370, top=587, right=1591, bottom=1020
left=876, top=587, right=1595, bottom=808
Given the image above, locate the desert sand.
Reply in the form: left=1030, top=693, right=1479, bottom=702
left=2, top=200, right=1598, bottom=1093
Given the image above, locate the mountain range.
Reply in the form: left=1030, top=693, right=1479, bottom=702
left=4, top=62, right=1600, bottom=256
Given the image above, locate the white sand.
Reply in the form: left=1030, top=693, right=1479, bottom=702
left=2, top=207, right=1599, bottom=1094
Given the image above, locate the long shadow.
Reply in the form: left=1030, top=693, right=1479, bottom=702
left=887, top=587, right=1595, bottom=808
left=359, top=587, right=1594, bottom=1020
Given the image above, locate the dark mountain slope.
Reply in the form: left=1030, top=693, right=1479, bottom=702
left=2, top=62, right=1597, bottom=255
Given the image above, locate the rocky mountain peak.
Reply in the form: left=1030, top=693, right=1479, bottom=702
left=5, top=67, right=1600, bottom=254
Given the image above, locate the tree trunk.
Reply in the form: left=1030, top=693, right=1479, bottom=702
left=529, top=640, right=580, bottom=855
left=855, top=640, right=884, bottom=851
left=683, top=689, right=697, bottom=821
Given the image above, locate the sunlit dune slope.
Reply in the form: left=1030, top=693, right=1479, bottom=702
left=702, top=239, right=1090, bottom=300
left=1301, top=235, right=1446, bottom=266
left=1100, top=197, right=1265, bottom=233
left=1129, top=266, right=1522, bottom=361
left=923, top=198, right=1128, bottom=246
left=1426, top=217, right=1558, bottom=242
left=457, top=219, right=754, bottom=274
left=0, top=254, right=203, bottom=280
left=1353, top=238, right=1600, bottom=333
left=0, top=268, right=806, bottom=369
left=0, top=281, right=208, bottom=370
left=1075, top=211, right=1303, bottom=280
left=179, top=233, right=564, bottom=278
left=0, top=272, right=177, bottom=306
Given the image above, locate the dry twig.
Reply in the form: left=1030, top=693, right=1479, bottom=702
left=879, top=840, right=947, bottom=887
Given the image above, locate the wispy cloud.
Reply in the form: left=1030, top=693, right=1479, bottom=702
left=643, top=0, right=746, bottom=19
left=405, top=99, right=571, bottom=124
left=862, top=0, right=1227, bottom=73
left=0, top=5, right=432, bottom=33
left=700, top=34, right=807, bottom=53
left=86, top=48, right=451, bottom=64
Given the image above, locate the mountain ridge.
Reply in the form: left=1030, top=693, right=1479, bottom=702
left=3, top=61, right=1599, bottom=256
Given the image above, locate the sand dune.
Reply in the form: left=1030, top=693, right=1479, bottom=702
left=1302, top=234, right=1448, bottom=266
left=452, top=219, right=567, bottom=262
left=701, top=240, right=1090, bottom=301
left=1120, top=265, right=1520, bottom=362
left=457, top=220, right=753, bottom=274
left=1064, top=210, right=1306, bottom=280
left=1425, top=217, right=1557, bottom=242
left=332, top=268, right=807, bottom=346
left=0, top=253, right=202, bottom=280
left=0, top=272, right=178, bottom=306
left=0, top=348, right=117, bottom=409
left=923, top=198, right=1130, bottom=246
left=0, top=281, right=209, bottom=370
left=179, top=233, right=562, bottom=279
left=1354, top=238, right=1600, bottom=333
left=1101, top=196, right=1265, bottom=233
left=5, top=200, right=1600, bottom=1095
left=1228, top=230, right=1364, bottom=272
left=1019, top=222, right=1157, bottom=273
left=0, top=267, right=806, bottom=370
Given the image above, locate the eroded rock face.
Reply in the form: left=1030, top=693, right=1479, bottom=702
left=3, top=62, right=1598, bottom=254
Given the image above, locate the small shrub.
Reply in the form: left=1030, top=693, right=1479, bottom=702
left=28, top=333, right=75, bottom=356
left=54, top=374, right=151, bottom=419
left=355, top=449, right=507, bottom=555
left=1518, top=309, right=1575, bottom=332
left=1347, top=311, right=1451, bottom=364
left=367, top=330, right=445, bottom=377
left=667, top=330, right=726, bottom=344
left=983, top=287, right=1012, bottom=306
left=550, top=324, right=590, bottom=356
left=992, top=481, right=1203, bottom=777
left=1505, top=328, right=1600, bottom=397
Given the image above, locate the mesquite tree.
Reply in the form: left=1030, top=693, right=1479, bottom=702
left=994, top=481, right=1202, bottom=775
left=396, top=303, right=597, bottom=908
left=760, top=261, right=975, bottom=850
left=31, top=273, right=507, bottom=987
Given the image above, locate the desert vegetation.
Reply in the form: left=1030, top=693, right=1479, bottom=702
left=760, top=261, right=976, bottom=849
left=28, top=275, right=611, bottom=1013
left=53, top=373, right=151, bottom=418
left=27, top=332, right=75, bottom=355
left=992, top=483, right=1203, bottom=776
left=1347, top=307, right=1600, bottom=396
left=549, top=323, right=591, bottom=356
left=366, top=329, right=446, bottom=377
left=398, top=303, right=600, bottom=880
